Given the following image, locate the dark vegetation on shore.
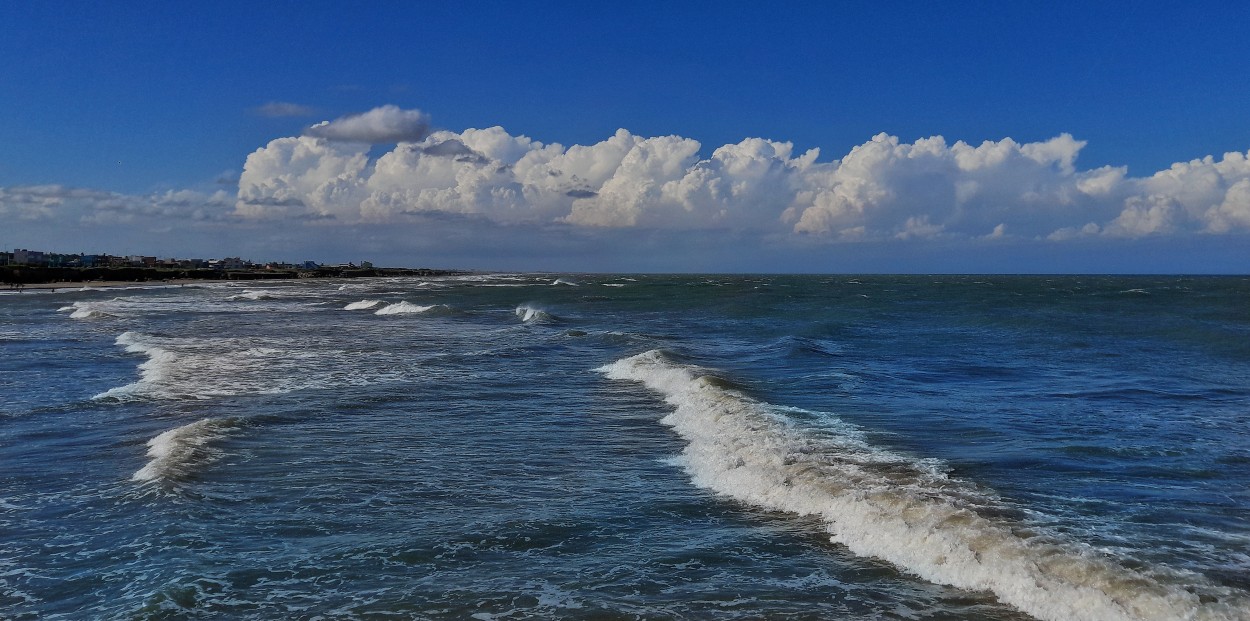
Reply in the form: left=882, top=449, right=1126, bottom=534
left=1, top=265, right=465, bottom=286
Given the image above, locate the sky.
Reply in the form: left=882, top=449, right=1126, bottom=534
left=1, top=1, right=1248, bottom=273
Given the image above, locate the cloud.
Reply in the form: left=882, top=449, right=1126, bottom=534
left=236, top=110, right=1250, bottom=243
left=303, top=105, right=431, bottom=144
left=254, top=101, right=316, bottom=118
left=0, top=184, right=235, bottom=226
left=10, top=105, right=1249, bottom=265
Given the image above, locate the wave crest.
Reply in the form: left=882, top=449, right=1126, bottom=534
left=344, top=299, right=383, bottom=310
left=58, top=301, right=117, bottom=320
left=375, top=301, right=442, bottom=315
left=598, top=349, right=1247, bottom=621
left=132, top=417, right=241, bottom=483
left=516, top=305, right=556, bottom=324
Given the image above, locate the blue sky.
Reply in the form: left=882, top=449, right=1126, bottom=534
left=2, top=1, right=1248, bottom=272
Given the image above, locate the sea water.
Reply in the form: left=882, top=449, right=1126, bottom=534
left=1, top=274, right=1248, bottom=620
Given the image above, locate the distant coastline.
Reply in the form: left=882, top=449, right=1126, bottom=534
left=2, top=265, right=466, bottom=290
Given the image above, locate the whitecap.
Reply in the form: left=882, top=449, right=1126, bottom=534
left=227, top=290, right=277, bottom=301
left=515, top=305, right=555, bottom=323
left=344, top=299, right=383, bottom=310
left=375, top=301, right=438, bottom=315
left=59, top=301, right=117, bottom=320
left=132, top=417, right=240, bottom=482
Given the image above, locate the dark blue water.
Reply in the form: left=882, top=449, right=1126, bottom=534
left=2, top=275, right=1248, bottom=620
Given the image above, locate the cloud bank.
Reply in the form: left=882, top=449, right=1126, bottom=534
left=5, top=105, right=1249, bottom=271
left=233, top=106, right=1250, bottom=242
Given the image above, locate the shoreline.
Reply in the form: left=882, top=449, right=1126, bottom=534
left=10, top=279, right=221, bottom=291
left=1, top=266, right=469, bottom=291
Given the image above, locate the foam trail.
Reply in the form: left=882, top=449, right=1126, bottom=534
left=132, top=418, right=240, bottom=482
left=344, top=299, right=383, bottom=310
left=599, top=350, right=1248, bottom=621
left=375, top=301, right=438, bottom=315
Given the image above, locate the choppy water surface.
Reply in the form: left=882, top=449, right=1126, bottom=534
left=2, top=275, right=1248, bottom=620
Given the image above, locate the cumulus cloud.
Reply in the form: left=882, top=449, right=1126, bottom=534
left=254, top=101, right=316, bottom=118
left=233, top=110, right=1250, bottom=244
left=303, top=105, right=431, bottom=144
left=12, top=104, right=1236, bottom=250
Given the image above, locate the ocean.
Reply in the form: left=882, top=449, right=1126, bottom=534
left=2, top=274, right=1248, bottom=620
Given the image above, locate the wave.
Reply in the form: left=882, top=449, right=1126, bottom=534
left=132, top=417, right=241, bottom=483
left=58, top=301, right=117, bottom=320
left=375, top=301, right=442, bottom=315
left=552, top=278, right=579, bottom=286
left=93, top=332, right=187, bottom=401
left=344, top=299, right=383, bottom=310
left=515, top=305, right=556, bottom=323
left=598, top=350, right=1247, bottom=621
left=226, top=290, right=278, bottom=301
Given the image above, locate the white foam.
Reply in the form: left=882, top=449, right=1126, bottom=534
left=344, top=299, right=383, bottom=310
left=515, top=305, right=555, bottom=323
left=599, top=350, right=1249, bottom=621
left=375, top=301, right=438, bottom=315
left=132, top=418, right=239, bottom=482
left=552, top=278, right=579, bottom=286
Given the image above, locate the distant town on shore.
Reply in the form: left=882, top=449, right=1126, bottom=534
left=1, top=247, right=461, bottom=288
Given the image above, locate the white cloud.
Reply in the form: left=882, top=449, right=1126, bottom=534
left=234, top=114, right=1250, bottom=244
left=14, top=105, right=1247, bottom=257
left=303, top=105, right=431, bottom=144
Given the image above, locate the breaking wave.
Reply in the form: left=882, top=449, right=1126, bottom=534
left=375, top=301, right=441, bottom=315
left=344, top=299, right=383, bottom=310
left=58, top=301, right=117, bottom=320
left=515, top=305, right=556, bottom=323
left=598, top=350, right=1248, bottom=621
left=132, top=417, right=241, bottom=482
left=227, top=290, right=278, bottom=301
left=93, top=332, right=182, bottom=400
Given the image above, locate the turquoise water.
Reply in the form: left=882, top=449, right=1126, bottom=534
left=1, top=274, right=1248, bottom=620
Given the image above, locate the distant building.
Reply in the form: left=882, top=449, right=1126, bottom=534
left=13, top=249, right=47, bottom=266
left=301, top=261, right=320, bottom=269
left=361, top=261, right=373, bottom=269
left=209, top=257, right=248, bottom=270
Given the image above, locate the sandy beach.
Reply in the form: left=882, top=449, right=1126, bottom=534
left=8, top=279, right=228, bottom=292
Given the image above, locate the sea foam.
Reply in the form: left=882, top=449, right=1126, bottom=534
left=598, top=350, right=1248, bottom=621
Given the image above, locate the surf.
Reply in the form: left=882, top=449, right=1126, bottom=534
left=598, top=349, right=1248, bottom=621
